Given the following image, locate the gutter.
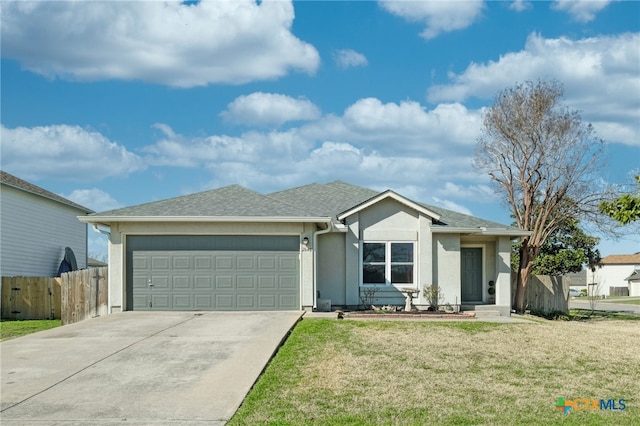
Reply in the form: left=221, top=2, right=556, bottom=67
left=78, top=216, right=332, bottom=224
left=431, top=226, right=531, bottom=237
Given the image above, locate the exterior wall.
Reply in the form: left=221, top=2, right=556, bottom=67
left=587, top=264, right=640, bottom=296
left=1, top=185, right=88, bottom=277
left=433, top=234, right=461, bottom=306
left=316, top=232, right=346, bottom=306
left=495, top=236, right=512, bottom=309
left=107, top=221, right=306, bottom=313
left=345, top=199, right=422, bottom=306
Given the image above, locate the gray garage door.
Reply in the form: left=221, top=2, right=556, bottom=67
left=127, top=236, right=300, bottom=311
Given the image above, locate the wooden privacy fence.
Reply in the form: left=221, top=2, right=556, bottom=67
left=1, top=276, right=62, bottom=320
left=1, top=267, right=108, bottom=324
left=61, top=267, right=108, bottom=325
left=512, top=274, right=568, bottom=314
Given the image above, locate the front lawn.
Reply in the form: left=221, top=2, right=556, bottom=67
left=0, top=319, right=61, bottom=341
left=230, top=319, right=639, bottom=425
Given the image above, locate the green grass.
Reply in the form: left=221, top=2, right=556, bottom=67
left=569, top=309, right=640, bottom=321
left=0, top=319, right=61, bottom=341
left=606, top=299, right=640, bottom=305
left=229, top=318, right=639, bottom=426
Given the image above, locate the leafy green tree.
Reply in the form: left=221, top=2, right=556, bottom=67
left=511, top=218, right=601, bottom=275
left=599, top=175, right=640, bottom=225
left=474, top=80, right=611, bottom=313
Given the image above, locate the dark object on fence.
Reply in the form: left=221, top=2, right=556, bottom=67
left=57, top=247, right=78, bottom=276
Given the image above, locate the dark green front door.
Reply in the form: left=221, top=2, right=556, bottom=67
left=461, top=248, right=483, bottom=302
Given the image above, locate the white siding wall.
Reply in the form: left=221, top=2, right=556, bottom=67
left=588, top=264, right=640, bottom=296
left=433, top=234, right=461, bottom=305
left=1, top=185, right=88, bottom=277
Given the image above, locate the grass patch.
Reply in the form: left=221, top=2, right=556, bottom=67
left=0, top=319, right=61, bottom=341
left=569, top=309, right=640, bottom=321
left=230, top=319, right=639, bottom=425
left=606, top=299, right=640, bottom=306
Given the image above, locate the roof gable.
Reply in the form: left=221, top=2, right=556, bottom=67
left=0, top=170, right=93, bottom=213
left=337, top=190, right=441, bottom=222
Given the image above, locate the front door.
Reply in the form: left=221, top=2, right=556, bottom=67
left=461, top=248, right=483, bottom=302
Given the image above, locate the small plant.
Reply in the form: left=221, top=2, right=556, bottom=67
left=359, top=287, right=379, bottom=310
left=423, top=284, right=444, bottom=311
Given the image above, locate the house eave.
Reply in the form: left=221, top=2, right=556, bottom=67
left=78, top=215, right=333, bottom=225
left=431, top=226, right=531, bottom=237
left=337, top=190, right=442, bottom=222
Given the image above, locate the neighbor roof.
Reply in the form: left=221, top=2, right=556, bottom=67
left=81, top=180, right=527, bottom=235
left=0, top=170, right=93, bottom=213
left=601, top=254, right=640, bottom=265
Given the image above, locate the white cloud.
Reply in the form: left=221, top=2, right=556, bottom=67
left=0, top=124, right=145, bottom=181
left=333, top=49, right=368, bottom=69
left=220, top=92, right=321, bottom=126
left=0, top=0, right=319, bottom=87
left=62, top=188, right=122, bottom=213
left=430, top=197, right=474, bottom=216
left=510, top=1, right=532, bottom=12
left=379, top=0, right=485, bottom=39
left=427, top=32, right=640, bottom=146
left=551, top=0, right=612, bottom=23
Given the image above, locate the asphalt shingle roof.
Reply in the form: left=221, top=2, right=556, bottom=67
left=1, top=170, right=93, bottom=213
left=92, top=185, right=315, bottom=218
left=88, top=180, right=523, bottom=232
left=601, top=254, right=640, bottom=264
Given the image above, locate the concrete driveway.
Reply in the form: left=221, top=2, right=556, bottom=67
left=1, top=311, right=303, bottom=425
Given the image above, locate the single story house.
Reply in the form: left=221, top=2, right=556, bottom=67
left=79, top=181, right=529, bottom=316
left=0, top=170, right=93, bottom=278
left=587, top=253, right=640, bottom=297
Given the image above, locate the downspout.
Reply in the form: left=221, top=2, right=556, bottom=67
left=312, top=221, right=333, bottom=310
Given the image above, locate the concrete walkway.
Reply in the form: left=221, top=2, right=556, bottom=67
left=1, top=311, right=303, bottom=425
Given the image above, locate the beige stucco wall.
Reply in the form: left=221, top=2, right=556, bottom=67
left=433, top=234, right=461, bottom=306
left=107, top=221, right=308, bottom=312
left=316, top=232, right=346, bottom=305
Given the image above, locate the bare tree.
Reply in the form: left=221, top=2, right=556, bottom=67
left=474, top=80, right=611, bottom=313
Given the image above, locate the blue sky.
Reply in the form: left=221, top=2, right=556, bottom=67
left=1, top=0, right=639, bottom=259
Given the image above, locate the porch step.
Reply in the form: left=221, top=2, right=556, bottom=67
left=464, top=309, right=501, bottom=318
left=461, top=304, right=502, bottom=318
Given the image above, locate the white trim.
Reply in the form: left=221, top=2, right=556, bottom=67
left=338, top=190, right=441, bottom=222
left=432, top=226, right=531, bottom=237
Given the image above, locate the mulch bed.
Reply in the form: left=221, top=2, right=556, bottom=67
left=344, top=311, right=476, bottom=320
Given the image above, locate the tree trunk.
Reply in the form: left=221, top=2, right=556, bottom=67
left=514, top=243, right=535, bottom=313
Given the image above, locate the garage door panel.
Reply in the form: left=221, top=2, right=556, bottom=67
left=195, top=294, right=213, bottom=309
left=236, top=256, right=255, bottom=270
left=216, top=294, right=234, bottom=309
left=216, top=256, right=234, bottom=270
left=195, top=276, right=213, bottom=289
left=152, top=256, right=170, bottom=270
left=237, top=275, right=256, bottom=289
left=258, top=294, right=276, bottom=309
left=173, top=276, right=191, bottom=289
left=215, top=276, right=234, bottom=289
left=173, top=294, right=192, bottom=309
left=194, top=256, right=212, bottom=269
left=279, top=276, right=297, bottom=289
left=237, top=294, right=256, bottom=309
left=131, top=243, right=299, bottom=311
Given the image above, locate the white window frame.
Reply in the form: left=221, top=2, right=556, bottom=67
left=360, top=241, right=416, bottom=287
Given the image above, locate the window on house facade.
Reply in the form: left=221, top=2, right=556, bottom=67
left=362, top=242, right=414, bottom=285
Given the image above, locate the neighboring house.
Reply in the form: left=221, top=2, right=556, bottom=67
left=80, top=181, right=529, bottom=316
left=587, top=253, right=640, bottom=297
left=0, top=170, right=93, bottom=277
left=565, top=270, right=587, bottom=293
left=626, top=268, right=640, bottom=297
left=88, top=257, right=108, bottom=268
